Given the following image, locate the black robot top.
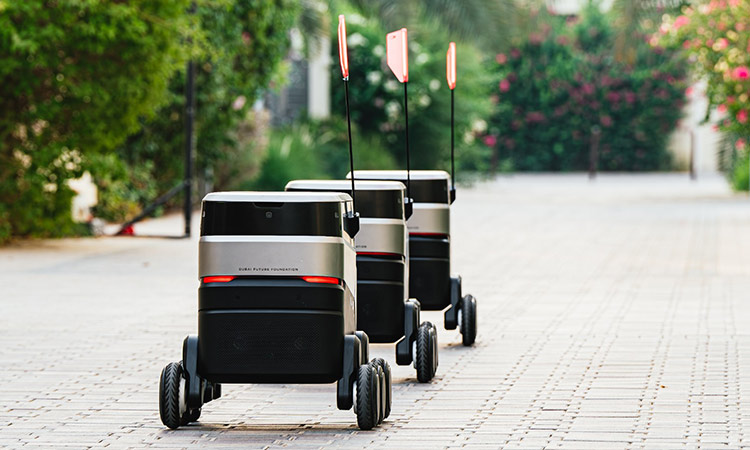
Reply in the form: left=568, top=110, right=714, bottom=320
left=348, top=170, right=450, bottom=204
left=200, top=192, right=352, bottom=237
left=286, top=180, right=405, bottom=220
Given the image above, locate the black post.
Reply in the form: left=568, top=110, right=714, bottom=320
left=344, top=79, right=356, bottom=213
left=450, top=88, right=456, bottom=203
left=184, top=59, right=195, bottom=237
left=403, top=82, right=411, bottom=204
left=589, top=125, right=601, bottom=180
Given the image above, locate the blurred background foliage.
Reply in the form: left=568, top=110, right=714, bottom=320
left=656, top=0, right=750, bottom=191
left=327, top=12, right=493, bottom=174
left=0, top=0, right=191, bottom=242
left=2, top=0, right=741, bottom=243
left=487, top=3, right=688, bottom=171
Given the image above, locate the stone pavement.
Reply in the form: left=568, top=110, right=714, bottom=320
left=1, top=173, right=750, bottom=449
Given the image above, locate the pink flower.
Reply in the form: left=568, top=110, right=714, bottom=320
left=232, top=95, right=247, bottom=111
left=718, top=104, right=728, bottom=114
left=483, top=135, right=498, bottom=147
left=600, top=115, right=613, bottom=127
left=525, top=111, right=546, bottom=123
left=737, top=110, right=748, bottom=124
left=242, top=31, right=251, bottom=44
left=606, top=92, right=620, bottom=103
left=732, top=66, right=750, bottom=80
left=686, top=86, right=694, bottom=96
left=499, top=79, right=511, bottom=92
left=510, top=48, right=521, bottom=59
left=715, top=38, right=728, bottom=50
left=496, top=53, right=507, bottom=64
left=673, top=15, right=690, bottom=30
left=736, top=138, right=746, bottom=150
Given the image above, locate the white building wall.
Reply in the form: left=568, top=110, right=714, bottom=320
left=669, top=82, right=721, bottom=172
left=307, top=37, right=331, bottom=119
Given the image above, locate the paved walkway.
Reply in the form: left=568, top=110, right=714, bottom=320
left=1, top=174, right=749, bottom=449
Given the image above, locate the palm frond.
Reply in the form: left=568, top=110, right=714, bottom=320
left=348, top=0, right=518, bottom=51
left=297, top=0, right=331, bottom=55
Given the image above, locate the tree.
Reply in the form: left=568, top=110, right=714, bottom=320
left=0, top=0, right=191, bottom=243
left=329, top=13, right=493, bottom=172
left=105, top=0, right=299, bottom=220
left=347, top=0, right=518, bottom=51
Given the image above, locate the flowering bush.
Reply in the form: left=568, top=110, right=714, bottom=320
left=486, top=6, right=688, bottom=171
left=658, top=0, right=750, bottom=189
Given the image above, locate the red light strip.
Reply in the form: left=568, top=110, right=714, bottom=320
left=203, top=276, right=235, bottom=283
left=302, top=276, right=340, bottom=285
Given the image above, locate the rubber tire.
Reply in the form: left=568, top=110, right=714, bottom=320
left=371, top=357, right=392, bottom=419
left=356, top=364, right=379, bottom=430
left=430, top=322, right=439, bottom=374
left=416, top=322, right=437, bottom=383
left=159, top=362, right=184, bottom=430
left=371, top=363, right=385, bottom=425
left=460, top=295, right=477, bottom=346
left=181, top=408, right=201, bottom=425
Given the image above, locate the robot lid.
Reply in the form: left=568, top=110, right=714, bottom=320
left=286, top=179, right=405, bottom=192
left=348, top=171, right=450, bottom=204
left=203, top=191, right=353, bottom=204
left=286, top=180, right=405, bottom=221
left=348, top=170, right=449, bottom=181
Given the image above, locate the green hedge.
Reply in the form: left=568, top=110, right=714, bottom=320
left=0, top=0, right=191, bottom=243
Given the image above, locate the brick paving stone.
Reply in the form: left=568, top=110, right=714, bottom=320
left=1, top=173, right=750, bottom=448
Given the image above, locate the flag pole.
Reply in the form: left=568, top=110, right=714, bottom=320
left=447, top=42, right=457, bottom=203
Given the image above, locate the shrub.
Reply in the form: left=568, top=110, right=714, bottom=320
left=86, top=154, right=158, bottom=222
left=487, top=5, right=688, bottom=172
left=730, top=151, right=749, bottom=192
left=116, top=0, right=300, bottom=198
left=246, top=118, right=397, bottom=191
left=658, top=1, right=750, bottom=190
left=0, top=0, right=190, bottom=243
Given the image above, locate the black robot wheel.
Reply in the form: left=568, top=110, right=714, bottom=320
left=159, top=362, right=186, bottom=430
left=415, top=322, right=437, bottom=383
left=181, top=408, right=201, bottom=425
left=370, top=362, right=385, bottom=425
left=355, top=363, right=380, bottom=430
left=460, top=295, right=477, bottom=346
left=371, top=357, right=392, bottom=419
left=430, top=322, right=439, bottom=375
